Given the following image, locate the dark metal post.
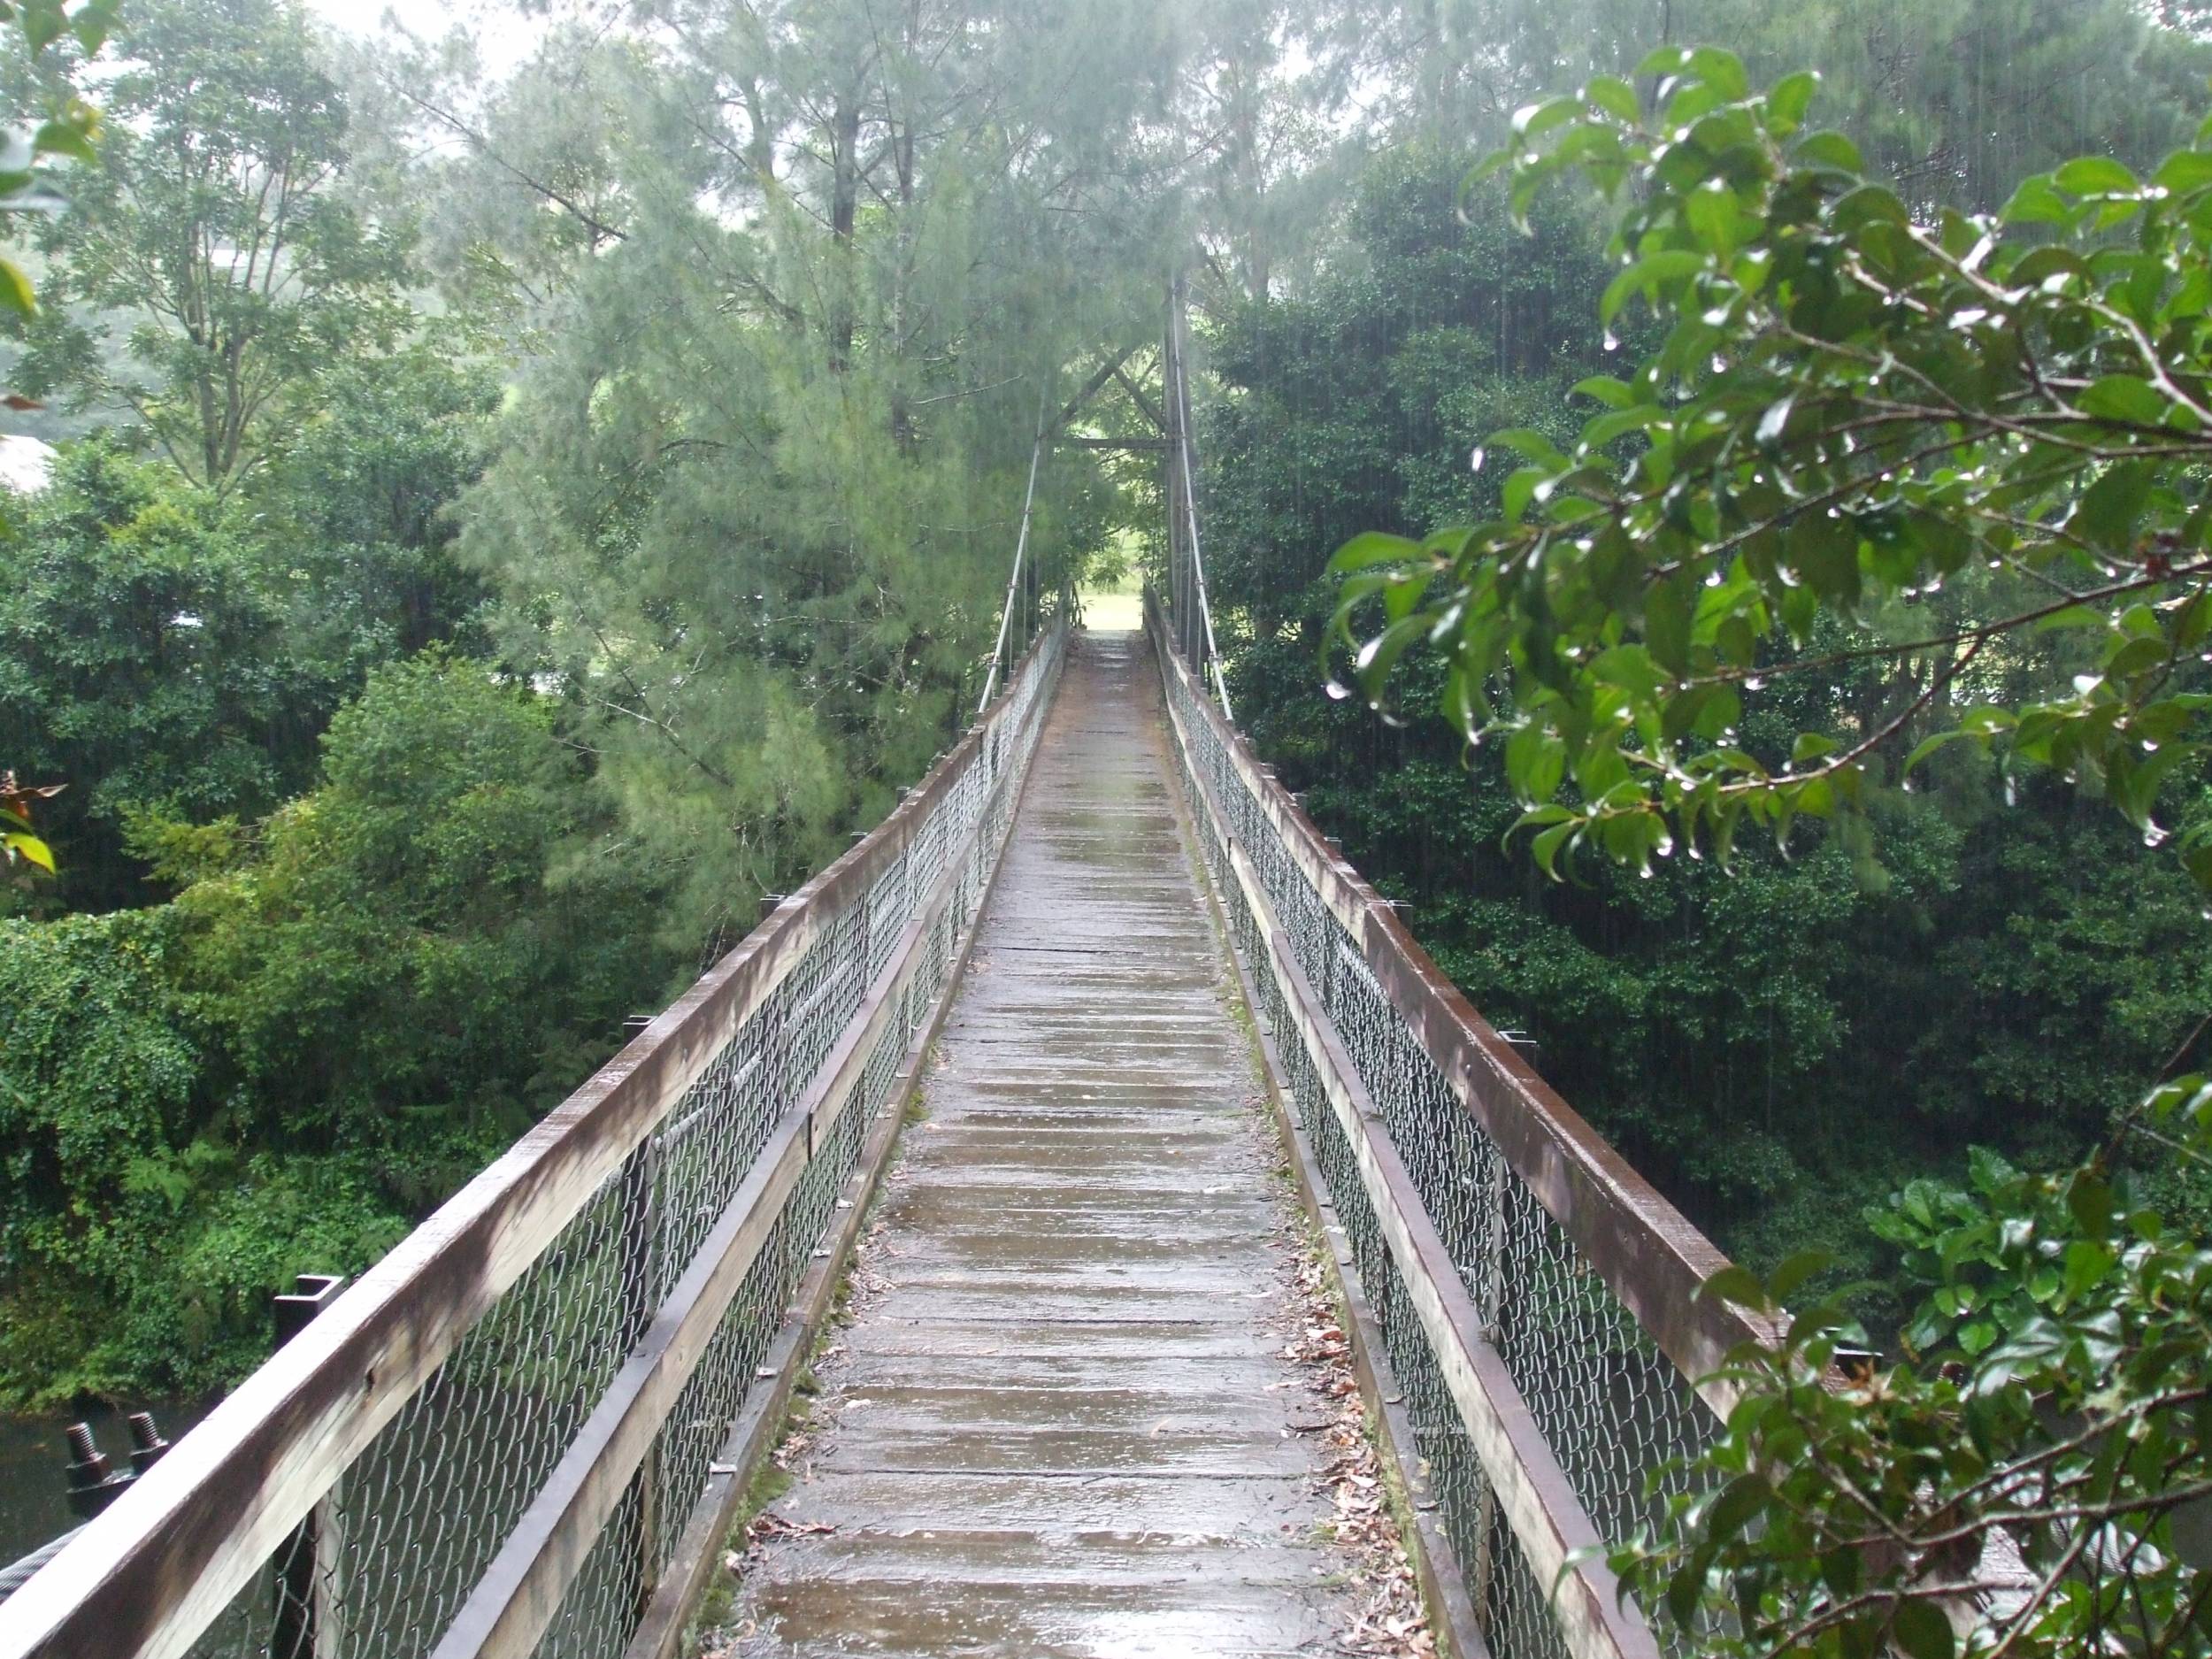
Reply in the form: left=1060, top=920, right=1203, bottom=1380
left=125, top=1411, right=170, bottom=1475
left=272, top=1273, right=348, bottom=1659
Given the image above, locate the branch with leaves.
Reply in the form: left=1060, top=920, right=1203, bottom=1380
left=1615, top=1074, right=2212, bottom=1659
left=0, top=770, right=61, bottom=880
left=0, top=0, right=113, bottom=874
left=0, top=0, right=111, bottom=311
left=1331, top=47, right=2212, bottom=890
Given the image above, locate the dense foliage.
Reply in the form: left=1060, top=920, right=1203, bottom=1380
left=1204, top=144, right=2212, bottom=1308
left=1, top=653, right=667, bottom=1401
left=1335, top=52, right=2212, bottom=898
left=10, top=0, right=415, bottom=491
left=1294, top=42, right=2212, bottom=1659
left=1617, top=1079, right=2212, bottom=1658
left=0, top=1, right=2204, bottom=1540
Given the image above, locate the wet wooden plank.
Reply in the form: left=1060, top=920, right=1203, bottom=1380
left=743, top=1574, right=1344, bottom=1658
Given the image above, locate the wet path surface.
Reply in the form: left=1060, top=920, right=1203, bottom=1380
left=731, top=628, right=1356, bottom=1657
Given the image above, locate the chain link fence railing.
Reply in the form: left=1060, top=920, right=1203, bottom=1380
left=1149, top=599, right=1772, bottom=1659
left=3, top=619, right=1065, bottom=1659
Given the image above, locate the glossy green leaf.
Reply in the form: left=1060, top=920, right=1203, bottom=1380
left=2001, top=173, right=2070, bottom=225
left=0, top=256, right=35, bottom=317
left=1891, top=1598, right=1955, bottom=1659
left=1571, top=374, right=1637, bottom=410
left=2154, top=149, right=2212, bottom=194
left=1331, top=531, right=1425, bottom=573
left=1584, top=75, right=1639, bottom=124
left=1686, top=48, right=1748, bottom=103
left=1766, top=70, right=1817, bottom=134
left=31, top=119, right=95, bottom=165
left=2054, top=155, right=2138, bottom=196
left=1793, top=130, right=1863, bottom=173
left=3, top=830, right=53, bottom=872
left=1601, top=250, right=1708, bottom=326
left=1700, top=1265, right=1771, bottom=1311
left=2077, top=374, right=2166, bottom=426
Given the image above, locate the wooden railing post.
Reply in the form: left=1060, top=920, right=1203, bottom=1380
left=270, top=1274, right=348, bottom=1659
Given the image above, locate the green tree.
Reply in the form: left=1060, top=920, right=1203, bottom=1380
left=0, top=0, right=113, bottom=324
left=1539, top=0, right=2205, bottom=211
left=12, top=0, right=413, bottom=493
left=443, top=0, right=1171, bottom=944
left=0, top=652, right=676, bottom=1402
left=1624, top=1085, right=2212, bottom=1659
left=0, top=444, right=350, bottom=910
left=0, top=0, right=119, bottom=884
left=1201, top=136, right=2212, bottom=1314
left=165, top=652, right=674, bottom=1153
left=1206, top=145, right=1615, bottom=635
left=252, top=339, right=498, bottom=659
left=1325, top=50, right=2212, bottom=1655
left=0, top=903, right=209, bottom=1397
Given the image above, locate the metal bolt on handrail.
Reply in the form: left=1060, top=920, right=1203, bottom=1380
left=63, top=1426, right=126, bottom=1522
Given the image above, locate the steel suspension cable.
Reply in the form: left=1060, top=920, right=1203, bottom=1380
left=1167, top=279, right=1233, bottom=723
left=978, top=386, right=1050, bottom=714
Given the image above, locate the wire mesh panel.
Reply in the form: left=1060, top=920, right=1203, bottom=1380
left=1150, top=610, right=1747, bottom=1659
left=13, top=620, right=1065, bottom=1659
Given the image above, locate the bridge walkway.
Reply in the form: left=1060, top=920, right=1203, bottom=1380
left=727, top=628, right=1364, bottom=1655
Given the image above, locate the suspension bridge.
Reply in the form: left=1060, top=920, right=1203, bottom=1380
left=0, top=296, right=1777, bottom=1659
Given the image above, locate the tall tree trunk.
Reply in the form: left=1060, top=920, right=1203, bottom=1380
left=828, top=91, right=862, bottom=373
left=888, top=111, right=917, bottom=449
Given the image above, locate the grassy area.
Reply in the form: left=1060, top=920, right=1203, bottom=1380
left=1077, top=529, right=1146, bottom=631
left=1079, top=587, right=1143, bottom=630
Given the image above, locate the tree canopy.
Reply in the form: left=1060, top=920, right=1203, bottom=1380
left=11, top=0, right=414, bottom=491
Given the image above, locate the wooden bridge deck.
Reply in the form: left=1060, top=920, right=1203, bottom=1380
left=729, top=628, right=1363, bottom=1655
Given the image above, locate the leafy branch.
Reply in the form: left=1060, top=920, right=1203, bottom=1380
left=1331, top=47, right=2212, bottom=888
left=1614, top=1074, right=2212, bottom=1659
